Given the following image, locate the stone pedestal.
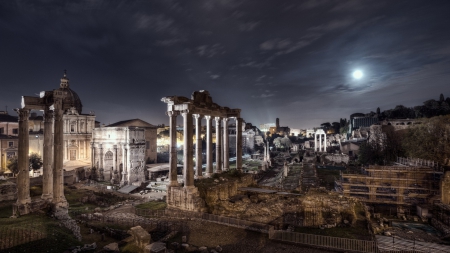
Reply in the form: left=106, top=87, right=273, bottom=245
left=166, top=186, right=205, bottom=212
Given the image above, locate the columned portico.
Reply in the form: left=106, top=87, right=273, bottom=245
left=222, top=118, right=229, bottom=171
left=215, top=117, right=222, bottom=173
left=194, top=114, right=203, bottom=178
left=162, top=90, right=242, bottom=212
left=205, top=115, right=213, bottom=177
left=314, top=129, right=327, bottom=152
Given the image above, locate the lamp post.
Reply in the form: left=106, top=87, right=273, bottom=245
left=35, top=135, right=40, bottom=155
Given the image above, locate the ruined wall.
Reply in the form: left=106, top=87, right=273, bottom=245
left=199, top=174, right=254, bottom=208
left=324, top=154, right=349, bottom=164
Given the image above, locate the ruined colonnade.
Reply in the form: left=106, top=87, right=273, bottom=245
left=314, top=129, right=327, bottom=152
left=15, top=72, right=77, bottom=214
left=162, top=90, right=242, bottom=211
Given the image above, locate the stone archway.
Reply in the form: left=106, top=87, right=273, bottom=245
left=104, top=151, right=113, bottom=181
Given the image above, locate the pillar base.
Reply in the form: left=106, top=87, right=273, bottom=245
left=167, top=186, right=204, bottom=212
left=222, top=167, right=229, bottom=172
left=216, top=169, right=222, bottom=174
left=41, top=193, right=53, bottom=201
left=168, top=181, right=180, bottom=187
left=204, top=173, right=212, bottom=178
left=53, top=198, right=69, bottom=210
left=194, top=175, right=203, bottom=179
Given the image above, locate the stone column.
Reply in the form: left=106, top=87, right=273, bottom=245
left=314, top=134, right=317, bottom=151
left=205, top=115, right=213, bottom=177
left=223, top=118, right=229, bottom=171
left=121, top=144, right=127, bottom=185
left=194, top=114, right=203, bottom=178
left=126, top=144, right=131, bottom=184
left=167, top=111, right=179, bottom=186
left=91, top=143, right=95, bottom=168
left=52, top=103, right=68, bottom=208
left=99, top=144, right=104, bottom=181
left=41, top=108, right=53, bottom=201
left=15, top=108, right=31, bottom=206
left=182, top=111, right=194, bottom=188
left=324, top=134, right=327, bottom=152
left=236, top=118, right=243, bottom=170
left=215, top=117, right=222, bottom=173
left=319, top=134, right=322, bottom=152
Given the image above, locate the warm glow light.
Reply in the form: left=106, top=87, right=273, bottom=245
left=353, top=70, right=363, bottom=79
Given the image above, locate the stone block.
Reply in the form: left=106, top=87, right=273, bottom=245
left=103, top=242, right=119, bottom=252
left=130, top=225, right=151, bottom=250
left=145, top=242, right=166, bottom=253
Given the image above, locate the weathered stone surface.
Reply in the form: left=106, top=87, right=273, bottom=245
left=103, top=242, right=120, bottom=252
left=144, top=242, right=166, bottom=253
left=129, top=225, right=151, bottom=250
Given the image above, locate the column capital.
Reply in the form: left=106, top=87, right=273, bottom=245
left=180, top=110, right=191, bottom=116
left=222, top=117, right=229, bottom=123
left=193, top=114, right=203, bottom=119
left=204, top=115, right=212, bottom=120
left=214, top=116, right=222, bottom=122
left=166, top=111, right=179, bottom=117
left=43, top=109, right=54, bottom=122
left=14, top=108, right=30, bottom=121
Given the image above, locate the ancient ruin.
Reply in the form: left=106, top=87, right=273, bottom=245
left=314, top=128, right=327, bottom=152
left=14, top=72, right=80, bottom=214
left=161, top=90, right=242, bottom=211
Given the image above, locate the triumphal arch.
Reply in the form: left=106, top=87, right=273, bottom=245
left=161, top=90, right=243, bottom=211
left=14, top=72, right=79, bottom=214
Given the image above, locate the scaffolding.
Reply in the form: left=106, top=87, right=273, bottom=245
left=335, top=165, right=443, bottom=207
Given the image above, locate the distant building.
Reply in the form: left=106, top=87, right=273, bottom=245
left=0, top=134, right=18, bottom=172
left=91, top=126, right=146, bottom=185
left=107, top=119, right=158, bottom=164
left=269, top=118, right=290, bottom=136
left=259, top=123, right=275, bottom=133
left=290, top=128, right=300, bottom=136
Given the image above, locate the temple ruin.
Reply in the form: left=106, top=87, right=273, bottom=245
left=161, top=90, right=243, bottom=211
left=14, top=72, right=81, bottom=215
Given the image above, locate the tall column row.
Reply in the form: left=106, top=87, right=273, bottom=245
left=167, top=112, right=243, bottom=189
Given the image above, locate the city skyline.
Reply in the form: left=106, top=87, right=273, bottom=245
left=1, top=0, right=450, bottom=129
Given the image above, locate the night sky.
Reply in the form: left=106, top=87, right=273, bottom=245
left=1, top=0, right=450, bottom=129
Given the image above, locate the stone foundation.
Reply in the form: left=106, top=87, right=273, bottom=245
left=0, top=181, right=17, bottom=202
left=12, top=199, right=49, bottom=216
left=167, top=186, right=205, bottom=212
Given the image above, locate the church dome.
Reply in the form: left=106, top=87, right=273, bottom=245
left=58, top=71, right=83, bottom=114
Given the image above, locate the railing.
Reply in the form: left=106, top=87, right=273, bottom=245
left=0, top=224, right=46, bottom=250
left=133, top=207, right=272, bottom=233
left=269, top=230, right=378, bottom=253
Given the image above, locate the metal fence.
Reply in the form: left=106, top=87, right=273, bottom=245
left=269, top=230, right=378, bottom=253
left=133, top=207, right=272, bottom=233
left=0, top=224, right=46, bottom=251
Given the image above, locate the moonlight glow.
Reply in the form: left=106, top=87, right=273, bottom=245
left=353, top=70, right=363, bottom=79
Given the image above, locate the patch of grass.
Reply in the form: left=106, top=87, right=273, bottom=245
left=120, top=242, right=142, bottom=253
left=135, top=201, right=167, bottom=210
left=0, top=213, right=83, bottom=252
left=0, top=201, right=14, bottom=218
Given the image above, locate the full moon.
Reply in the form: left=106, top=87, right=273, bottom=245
left=353, top=70, right=363, bottom=79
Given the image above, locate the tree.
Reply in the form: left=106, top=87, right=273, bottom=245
left=6, top=153, right=43, bottom=174
left=29, top=153, right=43, bottom=170
left=7, top=156, right=18, bottom=174
left=402, top=115, right=450, bottom=165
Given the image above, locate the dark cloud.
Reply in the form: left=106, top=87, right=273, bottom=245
left=1, top=0, right=450, bottom=129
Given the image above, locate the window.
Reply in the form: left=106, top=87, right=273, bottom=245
left=0, top=127, right=4, bottom=134
left=8, top=142, right=13, bottom=147
left=71, top=124, right=75, bottom=132
left=12, top=128, right=18, bottom=134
